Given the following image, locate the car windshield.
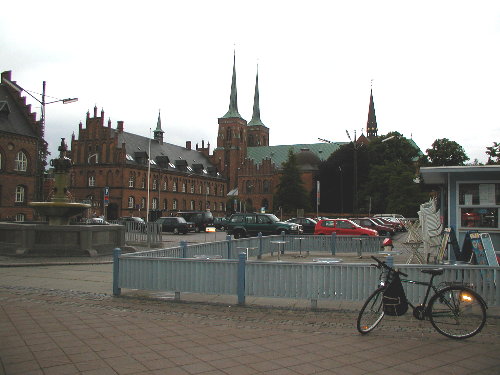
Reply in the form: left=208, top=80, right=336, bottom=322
left=132, top=218, right=145, bottom=223
left=177, top=217, right=187, bottom=223
left=267, top=214, right=280, bottom=222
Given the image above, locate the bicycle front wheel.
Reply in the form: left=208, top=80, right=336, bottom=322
left=357, top=287, right=385, bottom=334
left=429, top=286, right=486, bottom=339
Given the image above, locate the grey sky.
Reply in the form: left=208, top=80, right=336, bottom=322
left=1, top=0, right=499, bottom=163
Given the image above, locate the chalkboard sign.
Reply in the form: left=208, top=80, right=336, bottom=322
left=480, top=233, right=499, bottom=266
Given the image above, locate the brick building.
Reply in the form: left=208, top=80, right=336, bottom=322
left=69, top=107, right=227, bottom=220
left=0, top=71, right=46, bottom=221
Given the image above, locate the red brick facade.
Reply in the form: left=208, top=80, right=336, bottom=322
left=0, top=71, right=45, bottom=221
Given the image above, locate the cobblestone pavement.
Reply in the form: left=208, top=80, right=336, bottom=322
left=1, top=232, right=499, bottom=374
left=1, top=285, right=499, bottom=375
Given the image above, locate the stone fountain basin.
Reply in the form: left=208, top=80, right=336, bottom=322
left=29, top=202, right=91, bottom=225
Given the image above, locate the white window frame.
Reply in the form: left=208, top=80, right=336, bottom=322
left=173, top=199, right=178, bottom=210
left=15, top=185, right=25, bottom=202
left=129, top=176, right=134, bottom=188
left=128, top=196, right=134, bottom=208
left=152, top=197, right=158, bottom=210
left=15, top=151, right=27, bottom=171
left=88, top=176, right=96, bottom=187
left=456, top=180, right=500, bottom=231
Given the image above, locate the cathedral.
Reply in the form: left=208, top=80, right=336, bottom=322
left=67, top=54, right=380, bottom=220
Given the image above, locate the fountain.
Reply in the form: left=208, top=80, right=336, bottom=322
left=0, top=138, right=125, bottom=256
left=29, top=138, right=90, bottom=225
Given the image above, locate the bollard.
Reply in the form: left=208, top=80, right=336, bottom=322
left=226, top=235, right=232, bottom=259
left=258, top=232, right=263, bottom=259
left=180, top=241, right=187, bottom=258
left=112, top=247, right=121, bottom=296
left=330, top=232, right=337, bottom=255
left=237, top=253, right=246, bottom=305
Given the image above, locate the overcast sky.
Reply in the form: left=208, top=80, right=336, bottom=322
left=1, top=0, right=499, bottom=164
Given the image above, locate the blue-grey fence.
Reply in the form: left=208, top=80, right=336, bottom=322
left=113, top=233, right=500, bottom=307
left=127, top=233, right=385, bottom=259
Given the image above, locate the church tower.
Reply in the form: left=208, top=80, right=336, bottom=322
left=247, top=67, right=269, bottom=147
left=213, top=52, right=248, bottom=190
left=366, top=88, right=378, bottom=138
left=153, top=110, right=164, bottom=144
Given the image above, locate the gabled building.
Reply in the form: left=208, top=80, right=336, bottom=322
left=0, top=71, right=46, bottom=221
left=69, top=107, right=227, bottom=220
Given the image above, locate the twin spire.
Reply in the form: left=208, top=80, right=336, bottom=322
left=222, top=52, right=265, bottom=127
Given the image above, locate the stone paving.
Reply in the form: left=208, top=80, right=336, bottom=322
left=1, top=232, right=499, bottom=374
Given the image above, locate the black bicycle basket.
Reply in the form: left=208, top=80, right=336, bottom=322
left=382, top=273, right=409, bottom=316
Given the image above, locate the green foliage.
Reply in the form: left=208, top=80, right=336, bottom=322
left=319, top=133, right=425, bottom=216
left=274, top=149, right=311, bottom=214
left=424, top=138, right=469, bottom=166
left=486, top=142, right=500, bottom=165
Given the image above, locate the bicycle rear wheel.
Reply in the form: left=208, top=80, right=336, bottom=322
left=357, top=287, right=385, bottom=334
left=428, top=286, right=486, bottom=339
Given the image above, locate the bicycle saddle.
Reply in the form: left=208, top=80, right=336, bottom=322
left=421, top=268, right=444, bottom=276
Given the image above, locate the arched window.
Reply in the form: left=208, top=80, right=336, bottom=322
left=141, top=197, right=146, bottom=208
left=246, top=181, right=254, bottom=194
left=15, top=185, right=25, bottom=203
left=15, top=213, right=25, bottom=222
left=172, top=199, right=178, bottom=210
left=152, top=179, right=158, bottom=190
left=15, top=151, right=27, bottom=171
left=263, top=180, right=271, bottom=193
left=129, top=174, right=135, bottom=188
left=88, top=175, right=95, bottom=187
left=163, top=199, right=168, bottom=210
left=128, top=196, right=135, bottom=208
left=173, top=181, right=177, bottom=192
left=182, top=183, right=186, bottom=192
left=163, top=180, right=168, bottom=191
left=190, top=200, right=195, bottom=210
left=141, top=177, right=146, bottom=189
left=152, top=197, right=158, bottom=209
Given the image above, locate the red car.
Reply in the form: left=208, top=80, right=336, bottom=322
left=351, top=217, right=395, bottom=236
left=314, top=219, right=378, bottom=236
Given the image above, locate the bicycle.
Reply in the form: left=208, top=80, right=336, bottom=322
left=357, top=256, right=487, bottom=339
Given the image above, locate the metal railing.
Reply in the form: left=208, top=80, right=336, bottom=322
left=113, top=233, right=500, bottom=307
left=109, top=221, right=163, bottom=244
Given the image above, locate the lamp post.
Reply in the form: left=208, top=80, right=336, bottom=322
left=1, top=76, right=78, bottom=203
left=346, top=130, right=359, bottom=215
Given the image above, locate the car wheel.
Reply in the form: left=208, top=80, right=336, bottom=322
left=173, top=228, right=179, bottom=234
left=233, top=231, right=245, bottom=239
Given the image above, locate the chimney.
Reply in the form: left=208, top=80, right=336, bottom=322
left=186, top=141, right=191, bottom=150
left=117, top=121, right=124, bottom=133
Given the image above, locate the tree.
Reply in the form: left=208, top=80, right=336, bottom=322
left=424, top=138, right=469, bottom=166
left=486, top=142, right=500, bottom=165
left=274, top=149, right=311, bottom=214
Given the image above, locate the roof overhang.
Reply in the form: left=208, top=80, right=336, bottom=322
left=420, top=165, right=500, bottom=185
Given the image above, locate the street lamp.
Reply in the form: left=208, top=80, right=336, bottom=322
left=346, top=130, right=359, bottom=215
left=1, top=77, right=78, bottom=138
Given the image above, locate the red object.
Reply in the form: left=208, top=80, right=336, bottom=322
left=383, top=238, right=393, bottom=247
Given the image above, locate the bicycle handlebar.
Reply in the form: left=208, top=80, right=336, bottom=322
left=370, top=255, right=408, bottom=277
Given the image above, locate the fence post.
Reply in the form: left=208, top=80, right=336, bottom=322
left=330, top=233, right=337, bottom=255
left=237, top=252, right=246, bottom=305
left=113, top=247, right=121, bottom=296
left=180, top=241, right=187, bottom=258
left=258, top=232, right=263, bottom=259
left=226, top=235, right=232, bottom=259
left=281, top=231, right=285, bottom=254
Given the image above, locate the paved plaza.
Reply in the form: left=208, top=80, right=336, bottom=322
left=1, top=233, right=499, bottom=374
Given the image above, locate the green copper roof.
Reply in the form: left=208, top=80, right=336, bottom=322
left=222, top=52, right=243, bottom=119
left=247, top=142, right=347, bottom=168
left=154, top=110, right=163, bottom=133
left=247, top=68, right=265, bottom=126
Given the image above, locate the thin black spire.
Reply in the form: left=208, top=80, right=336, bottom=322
left=366, top=85, right=378, bottom=138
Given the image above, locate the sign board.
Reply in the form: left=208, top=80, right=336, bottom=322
left=469, top=232, right=488, bottom=265
left=480, top=233, right=499, bottom=266
left=205, top=227, right=216, bottom=233
left=103, top=187, right=109, bottom=207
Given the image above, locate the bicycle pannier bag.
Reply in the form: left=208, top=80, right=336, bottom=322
left=382, top=273, right=408, bottom=316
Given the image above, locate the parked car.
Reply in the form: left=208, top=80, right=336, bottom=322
left=285, top=217, right=317, bottom=234
left=82, top=217, right=110, bottom=225
left=156, top=217, right=195, bottom=234
left=117, top=216, right=146, bottom=232
left=373, top=217, right=405, bottom=232
left=213, top=217, right=228, bottom=230
left=226, top=213, right=303, bottom=239
left=176, top=211, right=214, bottom=232
left=314, top=219, right=378, bottom=236
left=350, top=217, right=395, bottom=236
